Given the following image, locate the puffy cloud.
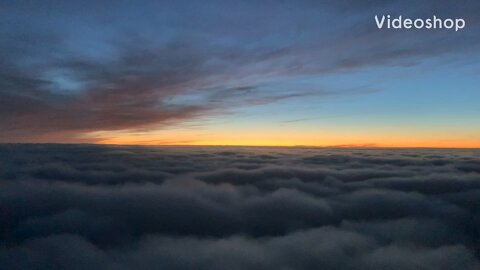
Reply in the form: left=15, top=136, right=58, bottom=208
left=1, top=144, right=480, bottom=269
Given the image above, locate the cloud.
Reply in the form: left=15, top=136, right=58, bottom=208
left=1, top=145, right=480, bottom=269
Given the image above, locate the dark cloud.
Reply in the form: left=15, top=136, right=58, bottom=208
left=1, top=145, right=480, bottom=269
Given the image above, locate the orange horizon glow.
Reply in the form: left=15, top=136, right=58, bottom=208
left=90, top=131, right=480, bottom=149
left=95, top=141, right=480, bottom=149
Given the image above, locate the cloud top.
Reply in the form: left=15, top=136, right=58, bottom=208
left=1, top=145, right=480, bottom=269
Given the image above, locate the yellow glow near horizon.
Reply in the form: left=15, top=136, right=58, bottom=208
left=87, top=128, right=480, bottom=148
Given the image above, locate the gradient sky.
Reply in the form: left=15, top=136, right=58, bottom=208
left=1, top=0, right=479, bottom=147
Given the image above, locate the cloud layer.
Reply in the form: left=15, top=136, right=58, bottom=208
left=1, top=145, right=480, bottom=269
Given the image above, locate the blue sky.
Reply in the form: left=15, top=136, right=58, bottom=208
left=1, top=0, right=479, bottom=146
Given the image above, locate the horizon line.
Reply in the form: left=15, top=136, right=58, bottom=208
left=1, top=142, right=479, bottom=150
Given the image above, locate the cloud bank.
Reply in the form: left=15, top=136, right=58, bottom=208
left=1, top=145, right=480, bottom=269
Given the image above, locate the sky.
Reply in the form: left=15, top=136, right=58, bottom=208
left=1, top=0, right=479, bottom=147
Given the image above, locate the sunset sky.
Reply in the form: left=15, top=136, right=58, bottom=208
left=1, top=0, right=479, bottom=147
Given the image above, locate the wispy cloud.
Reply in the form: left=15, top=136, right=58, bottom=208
left=1, top=0, right=479, bottom=142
